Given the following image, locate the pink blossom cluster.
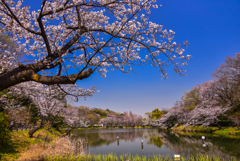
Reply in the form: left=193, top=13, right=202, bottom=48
left=0, top=0, right=190, bottom=82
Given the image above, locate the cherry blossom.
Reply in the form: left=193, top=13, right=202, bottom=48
left=0, top=0, right=191, bottom=93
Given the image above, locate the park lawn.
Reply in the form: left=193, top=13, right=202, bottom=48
left=0, top=127, right=62, bottom=161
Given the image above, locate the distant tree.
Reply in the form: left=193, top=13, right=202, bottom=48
left=181, top=87, right=201, bottom=110
left=152, top=108, right=164, bottom=120
left=87, top=113, right=100, bottom=128
left=134, top=114, right=143, bottom=126
left=143, top=108, right=166, bottom=126
left=212, top=53, right=240, bottom=108
left=91, top=108, right=108, bottom=118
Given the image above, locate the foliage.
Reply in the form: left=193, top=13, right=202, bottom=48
left=86, top=113, right=100, bottom=127
left=143, top=108, right=167, bottom=126
left=0, top=127, right=62, bottom=161
left=213, top=127, right=240, bottom=138
left=151, top=108, right=165, bottom=119
left=181, top=87, right=201, bottom=110
left=92, top=109, right=108, bottom=117
left=0, top=112, right=11, bottom=149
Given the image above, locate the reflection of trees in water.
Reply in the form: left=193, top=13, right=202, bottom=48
left=147, top=136, right=164, bottom=148
left=157, top=130, right=239, bottom=160
left=72, top=129, right=158, bottom=147
left=72, top=131, right=112, bottom=147
left=72, top=129, right=240, bottom=160
left=98, top=130, right=144, bottom=142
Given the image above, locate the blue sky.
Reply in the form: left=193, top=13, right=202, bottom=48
left=21, top=0, right=240, bottom=117
left=72, top=0, right=240, bottom=116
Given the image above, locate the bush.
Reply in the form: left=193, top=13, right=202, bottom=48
left=0, top=112, right=11, bottom=148
left=235, top=131, right=240, bottom=136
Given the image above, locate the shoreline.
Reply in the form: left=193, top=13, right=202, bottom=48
left=2, top=126, right=240, bottom=160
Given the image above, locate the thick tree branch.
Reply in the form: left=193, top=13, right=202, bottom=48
left=32, top=68, right=93, bottom=85
left=0, top=66, right=93, bottom=91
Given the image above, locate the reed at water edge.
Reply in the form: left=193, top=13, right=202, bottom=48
left=44, top=153, right=237, bottom=161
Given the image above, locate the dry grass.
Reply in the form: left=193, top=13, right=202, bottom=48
left=41, top=136, right=86, bottom=157
left=16, top=136, right=86, bottom=161
left=16, top=144, right=44, bottom=161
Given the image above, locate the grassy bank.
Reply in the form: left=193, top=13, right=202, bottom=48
left=213, top=127, right=240, bottom=138
left=172, top=125, right=240, bottom=138
left=43, top=153, right=237, bottom=161
left=0, top=127, right=63, bottom=161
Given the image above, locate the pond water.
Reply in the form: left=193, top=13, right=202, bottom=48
left=72, top=128, right=240, bottom=160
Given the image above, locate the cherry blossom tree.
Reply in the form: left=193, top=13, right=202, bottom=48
left=98, top=111, right=142, bottom=127
left=16, top=82, right=68, bottom=137
left=123, top=111, right=130, bottom=127
left=0, top=28, right=23, bottom=74
left=134, top=114, right=143, bottom=126
left=99, top=115, right=111, bottom=127
left=0, top=79, right=88, bottom=137
left=0, top=0, right=191, bottom=94
left=157, top=53, right=240, bottom=128
left=158, top=82, right=233, bottom=128
left=228, top=113, right=240, bottom=130
left=211, top=53, right=240, bottom=108
left=63, top=106, right=89, bottom=136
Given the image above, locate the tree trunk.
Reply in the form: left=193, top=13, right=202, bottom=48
left=28, top=126, right=42, bottom=138
left=237, top=124, right=240, bottom=130
left=216, top=123, right=222, bottom=129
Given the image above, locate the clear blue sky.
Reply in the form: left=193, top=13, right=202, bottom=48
left=22, top=0, right=240, bottom=116
left=73, top=0, right=240, bottom=116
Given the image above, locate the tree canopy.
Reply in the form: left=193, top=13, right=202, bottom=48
left=0, top=0, right=190, bottom=97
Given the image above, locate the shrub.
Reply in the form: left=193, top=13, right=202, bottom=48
left=235, top=131, right=240, bottom=136
left=0, top=112, right=11, bottom=148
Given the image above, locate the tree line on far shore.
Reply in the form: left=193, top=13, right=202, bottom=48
left=157, top=53, right=240, bottom=129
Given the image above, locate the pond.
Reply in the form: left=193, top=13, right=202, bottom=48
left=72, top=128, right=240, bottom=160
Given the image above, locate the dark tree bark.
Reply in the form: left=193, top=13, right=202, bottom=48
left=0, top=65, right=93, bottom=91
left=28, top=125, right=42, bottom=138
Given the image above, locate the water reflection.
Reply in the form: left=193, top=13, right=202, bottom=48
left=72, top=128, right=240, bottom=160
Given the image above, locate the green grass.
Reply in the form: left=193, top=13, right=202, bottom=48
left=44, top=153, right=237, bottom=161
left=173, top=125, right=223, bottom=133
left=213, top=127, right=240, bottom=138
left=173, top=125, right=240, bottom=138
